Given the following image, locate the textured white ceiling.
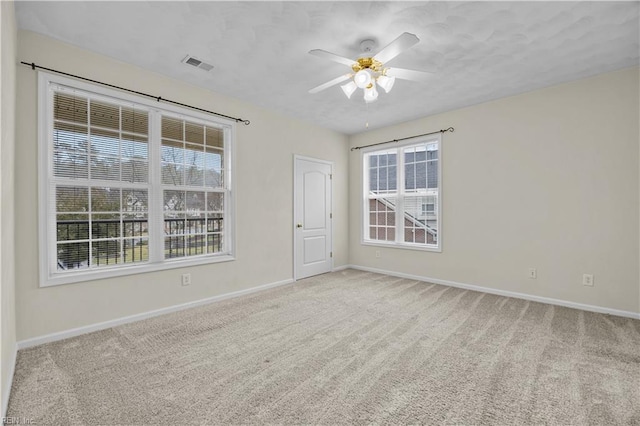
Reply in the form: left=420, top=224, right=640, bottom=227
left=15, top=1, right=640, bottom=135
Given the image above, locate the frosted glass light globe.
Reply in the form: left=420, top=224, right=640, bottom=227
left=354, top=69, right=372, bottom=89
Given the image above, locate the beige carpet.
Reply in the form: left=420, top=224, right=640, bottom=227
left=7, top=269, right=640, bottom=425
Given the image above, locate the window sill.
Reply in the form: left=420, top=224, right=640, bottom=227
left=40, top=254, right=235, bottom=288
left=361, top=240, right=442, bottom=253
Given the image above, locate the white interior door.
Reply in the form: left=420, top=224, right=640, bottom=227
left=294, top=156, right=332, bottom=280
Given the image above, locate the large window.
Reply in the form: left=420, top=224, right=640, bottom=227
left=362, top=136, right=440, bottom=251
left=39, top=73, right=234, bottom=286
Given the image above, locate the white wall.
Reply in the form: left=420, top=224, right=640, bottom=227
left=349, top=67, right=640, bottom=314
left=15, top=31, right=349, bottom=341
left=10, top=30, right=640, bottom=346
left=0, top=0, right=17, bottom=416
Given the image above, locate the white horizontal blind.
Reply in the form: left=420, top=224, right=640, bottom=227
left=52, top=88, right=151, bottom=270
left=161, top=116, right=226, bottom=259
left=42, top=76, right=234, bottom=286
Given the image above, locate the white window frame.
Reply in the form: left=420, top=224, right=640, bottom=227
left=361, top=134, right=442, bottom=252
left=38, top=71, right=236, bottom=287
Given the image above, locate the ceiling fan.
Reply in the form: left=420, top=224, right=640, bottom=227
left=308, top=32, right=431, bottom=103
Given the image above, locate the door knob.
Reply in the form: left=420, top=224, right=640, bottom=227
left=296, top=223, right=303, bottom=228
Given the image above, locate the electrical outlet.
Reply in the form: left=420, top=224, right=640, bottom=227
left=181, top=273, right=191, bottom=286
left=528, top=268, right=537, bottom=279
left=375, top=250, right=381, bottom=258
left=582, top=274, right=594, bottom=287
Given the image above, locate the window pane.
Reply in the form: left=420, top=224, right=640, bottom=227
left=205, top=126, right=223, bottom=148
left=54, top=123, right=89, bottom=179
left=56, top=186, right=89, bottom=212
left=185, top=144, right=204, bottom=186
left=57, top=214, right=89, bottom=241
left=162, top=163, right=184, bottom=186
left=207, top=214, right=223, bottom=232
left=121, top=106, right=148, bottom=135
left=54, top=92, right=88, bottom=124
left=367, top=150, right=396, bottom=194
left=92, top=239, right=121, bottom=267
left=185, top=122, right=204, bottom=145
left=206, top=192, right=223, bottom=212
left=91, top=187, right=121, bottom=212
left=164, top=213, right=186, bottom=235
left=90, top=128, right=119, bottom=156
left=90, top=99, right=120, bottom=130
left=124, top=238, right=149, bottom=263
left=427, top=143, right=438, bottom=189
left=368, top=197, right=396, bottom=242
left=164, top=190, right=185, bottom=212
left=165, top=236, right=185, bottom=259
left=122, top=160, right=149, bottom=184
left=186, top=191, right=206, bottom=211
left=122, top=190, right=148, bottom=215
left=162, top=117, right=184, bottom=140
left=185, top=234, right=207, bottom=256
left=405, top=145, right=428, bottom=192
left=403, top=195, right=438, bottom=245
left=207, top=233, right=223, bottom=253
left=122, top=134, right=148, bottom=159
left=91, top=213, right=121, bottom=239
left=161, top=139, right=184, bottom=163
left=54, top=122, right=88, bottom=151
left=57, top=242, right=89, bottom=270
left=123, top=214, right=148, bottom=238
left=91, top=155, right=120, bottom=181
left=205, top=148, right=223, bottom=187
left=427, top=161, right=438, bottom=189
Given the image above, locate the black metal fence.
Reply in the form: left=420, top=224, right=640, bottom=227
left=56, top=217, right=223, bottom=269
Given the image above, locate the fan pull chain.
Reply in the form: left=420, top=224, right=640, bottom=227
left=365, top=102, right=370, bottom=129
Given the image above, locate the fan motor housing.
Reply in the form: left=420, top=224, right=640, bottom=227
left=352, top=57, right=383, bottom=73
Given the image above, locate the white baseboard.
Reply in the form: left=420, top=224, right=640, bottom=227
left=332, top=265, right=350, bottom=272
left=2, top=343, right=17, bottom=418
left=348, top=264, right=640, bottom=320
left=14, top=265, right=640, bottom=350
left=17, top=278, right=294, bottom=350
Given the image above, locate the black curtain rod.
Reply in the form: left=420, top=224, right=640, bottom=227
left=21, top=61, right=251, bottom=125
left=351, top=127, right=454, bottom=151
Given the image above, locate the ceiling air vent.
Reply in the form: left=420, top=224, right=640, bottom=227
left=182, top=55, right=214, bottom=72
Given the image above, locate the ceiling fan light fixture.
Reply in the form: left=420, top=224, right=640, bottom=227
left=354, top=69, right=372, bottom=89
left=364, top=82, right=378, bottom=103
left=377, top=74, right=396, bottom=93
left=341, top=81, right=358, bottom=99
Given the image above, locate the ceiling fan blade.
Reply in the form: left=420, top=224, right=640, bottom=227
left=373, top=32, right=420, bottom=64
left=385, top=67, right=432, bottom=82
left=309, top=49, right=357, bottom=67
left=308, top=74, right=352, bottom=94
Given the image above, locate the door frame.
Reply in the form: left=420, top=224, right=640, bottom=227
left=293, top=155, right=334, bottom=281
